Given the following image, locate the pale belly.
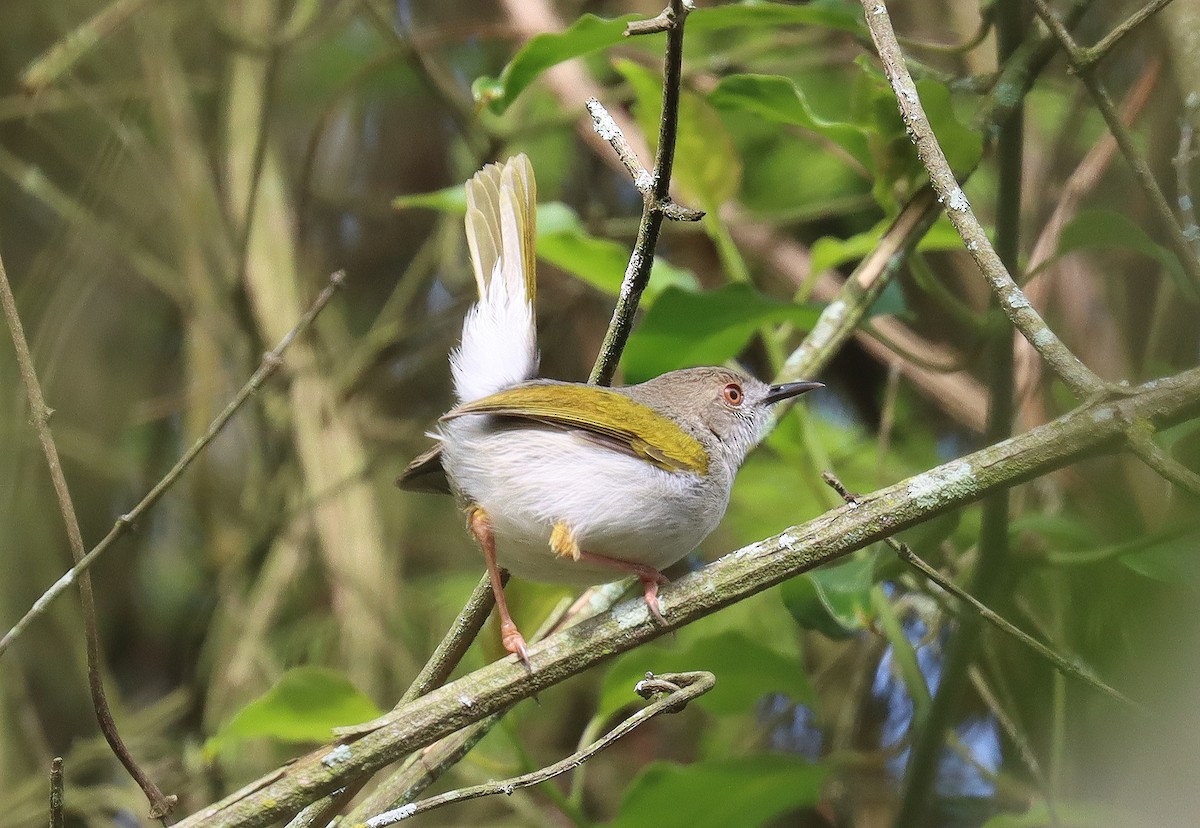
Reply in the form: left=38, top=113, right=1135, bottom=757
left=440, top=417, right=730, bottom=585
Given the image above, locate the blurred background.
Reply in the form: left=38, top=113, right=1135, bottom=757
left=1, top=0, right=1198, bottom=825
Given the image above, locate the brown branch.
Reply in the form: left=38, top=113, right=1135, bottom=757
left=0, top=242, right=175, bottom=819
left=360, top=672, right=715, bottom=826
left=860, top=0, right=1104, bottom=400
left=173, top=366, right=1200, bottom=828
left=0, top=271, right=346, bottom=664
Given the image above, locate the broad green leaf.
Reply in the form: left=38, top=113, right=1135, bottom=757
left=616, top=59, right=742, bottom=211
left=688, top=0, right=863, bottom=34
left=1056, top=209, right=1194, bottom=299
left=622, top=284, right=822, bottom=383
left=598, top=629, right=815, bottom=720
left=917, top=78, right=983, bottom=174
left=608, top=754, right=827, bottom=828
left=536, top=203, right=699, bottom=301
left=809, top=214, right=962, bottom=278
left=709, top=73, right=873, bottom=170
left=472, top=13, right=639, bottom=114
left=781, top=555, right=875, bottom=639
left=205, top=667, right=381, bottom=756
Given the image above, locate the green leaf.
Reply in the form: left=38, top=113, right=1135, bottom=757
left=536, top=203, right=699, bottom=302
left=622, top=284, right=822, bottom=383
left=781, top=555, right=875, bottom=639
left=598, top=629, right=815, bottom=720
left=810, top=215, right=963, bottom=278
left=608, top=754, right=827, bottom=828
left=205, top=667, right=381, bottom=756
left=916, top=78, right=983, bottom=174
left=688, top=0, right=863, bottom=34
left=391, top=184, right=464, bottom=213
left=1057, top=209, right=1195, bottom=299
left=616, top=59, right=742, bottom=211
left=472, top=13, right=639, bottom=114
left=709, top=73, right=873, bottom=170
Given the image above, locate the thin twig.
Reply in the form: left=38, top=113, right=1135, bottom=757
left=0, top=241, right=175, bottom=818
left=20, top=0, right=157, bottom=93
left=360, top=672, right=715, bottom=827
left=1125, top=418, right=1200, bottom=498
left=821, top=472, right=1142, bottom=710
left=0, top=270, right=347, bottom=660
left=171, top=366, right=1200, bottom=828
left=1076, top=0, right=1178, bottom=71
left=1028, top=0, right=1200, bottom=297
left=859, top=0, right=1104, bottom=400
left=589, top=0, right=694, bottom=386
left=49, top=757, right=65, bottom=828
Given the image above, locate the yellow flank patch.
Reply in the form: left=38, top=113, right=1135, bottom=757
left=443, top=383, right=709, bottom=475
left=549, top=521, right=581, bottom=560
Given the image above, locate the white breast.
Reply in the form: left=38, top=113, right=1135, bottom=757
left=440, top=416, right=729, bottom=585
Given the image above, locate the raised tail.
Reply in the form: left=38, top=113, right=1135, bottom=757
left=451, top=154, right=539, bottom=403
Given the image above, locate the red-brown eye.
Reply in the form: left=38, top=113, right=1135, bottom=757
left=722, top=383, right=744, bottom=406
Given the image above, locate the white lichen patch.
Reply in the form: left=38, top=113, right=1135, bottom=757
left=366, top=803, right=416, bottom=827
left=1006, top=289, right=1030, bottom=309
left=1032, top=328, right=1055, bottom=347
left=1090, top=407, right=1115, bottom=423
left=458, top=694, right=474, bottom=708
left=322, top=744, right=352, bottom=768
left=614, top=600, right=650, bottom=630
left=947, top=187, right=970, bottom=212
left=906, top=460, right=976, bottom=509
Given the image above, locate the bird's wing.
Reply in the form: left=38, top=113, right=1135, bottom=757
left=441, top=383, right=708, bottom=475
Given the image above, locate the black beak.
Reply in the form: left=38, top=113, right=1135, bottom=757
left=764, top=380, right=823, bottom=405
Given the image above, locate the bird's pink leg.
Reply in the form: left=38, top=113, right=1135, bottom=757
left=468, top=506, right=530, bottom=667
left=574, top=550, right=670, bottom=626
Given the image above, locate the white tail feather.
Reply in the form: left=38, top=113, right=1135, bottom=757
left=452, top=156, right=539, bottom=403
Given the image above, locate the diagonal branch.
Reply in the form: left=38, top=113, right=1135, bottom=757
left=174, top=366, right=1200, bottom=828
left=589, top=0, right=694, bottom=386
left=859, top=0, right=1104, bottom=400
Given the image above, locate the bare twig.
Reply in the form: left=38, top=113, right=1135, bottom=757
left=0, top=270, right=346, bottom=660
left=821, top=472, right=1142, bottom=710
left=1028, top=0, right=1200, bottom=297
left=49, top=757, right=65, bottom=828
left=172, top=367, right=1200, bottom=828
left=0, top=241, right=175, bottom=818
left=859, top=0, right=1104, bottom=400
left=20, top=0, right=156, bottom=93
left=361, top=672, right=715, bottom=826
left=1077, top=0, right=1178, bottom=71
left=1125, top=418, right=1200, bottom=498
left=589, top=0, right=694, bottom=386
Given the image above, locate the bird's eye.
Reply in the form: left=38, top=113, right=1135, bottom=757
left=722, top=383, right=744, bottom=406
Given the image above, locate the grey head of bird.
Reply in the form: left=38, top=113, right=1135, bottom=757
left=616, top=366, right=823, bottom=477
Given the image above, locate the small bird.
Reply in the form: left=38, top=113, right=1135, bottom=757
left=400, top=155, right=821, bottom=664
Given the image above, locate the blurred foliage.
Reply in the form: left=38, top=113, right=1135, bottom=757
left=0, top=1, right=1198, bottom=827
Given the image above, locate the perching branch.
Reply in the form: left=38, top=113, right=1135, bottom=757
left=0, top=270, right=346, bottom=661
left=49, top=757, right=65, bottom=828
left=589, top=0, right=696, bottom=386
left=360, top=672, right=715, bottom=827
left=173, top=366, right=1200, bottom=828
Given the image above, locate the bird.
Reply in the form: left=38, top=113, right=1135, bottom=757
left=399, top=154, right=821, bottom=665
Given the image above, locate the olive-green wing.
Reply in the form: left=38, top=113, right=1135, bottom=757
left=441, top=383, right=708, bottom=475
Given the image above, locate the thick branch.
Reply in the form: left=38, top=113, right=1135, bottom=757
left=174, top=366, right=1200, bottom=828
